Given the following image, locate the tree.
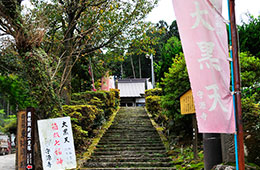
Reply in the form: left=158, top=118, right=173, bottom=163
left=0, top=0, right=159, bottom=112
left=0, top=0, right=60, bottom=118
left=238, top=14, right=260, bottom=58
left=0, top=0, right=158, bottom=168
left=30, top=0, right=158, bottom=103
left=154, top=36, right=182, bottom=82
left=160, top=53, right=191, bottom=140
left=240, top=52, right=260, bottom=102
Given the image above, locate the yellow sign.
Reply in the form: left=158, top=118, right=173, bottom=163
left=180, top=89, right=195, bottom=115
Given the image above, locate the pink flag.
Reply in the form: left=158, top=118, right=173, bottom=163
left=101, top=76, right=110, bottom=91
left=172, top=0, right=235, bottom=133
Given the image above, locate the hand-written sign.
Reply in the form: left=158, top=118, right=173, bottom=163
left=180, top=89, right=196, bottom=115
left=38, top=117, right=76, bottom=170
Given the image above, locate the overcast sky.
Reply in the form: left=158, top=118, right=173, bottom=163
left=146, top=0, right=260, bottom=25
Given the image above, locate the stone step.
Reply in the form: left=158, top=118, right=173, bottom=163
left=96, top=146, right=166, bottom=152
left=83, top=161, right=174, bottom=168
left=102, top=134, right=160, bottom=140
left=105, top=130, right=158, bottom=134
left=106, top=129, right=157, bottom=133
left=90, top=153, right=168, bottom=159
left=101, top=133, right=160, bottom=138
left=108, top=127, right=155, bottom=131
left=88, top=156, right=172, bottom=162
left=96, top=143, right=165, bottom=148
left=81, top=168, right=176, bottom=170
left=92, top=150, right=166, bottom=156
left=81, top=107, right=174, bottom=170
left=98, top=140, right=163, bottom=145
left=100, top=139, right=162, bottom=144
left=109, top=125, right=154, bottom=129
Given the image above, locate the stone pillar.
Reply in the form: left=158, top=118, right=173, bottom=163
left=221, top=134, right=235, bottom=163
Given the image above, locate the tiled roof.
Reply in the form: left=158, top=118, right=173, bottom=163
left=118, top=82, right=145, bottom=97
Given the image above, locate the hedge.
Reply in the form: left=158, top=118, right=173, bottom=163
left=55, top=89, right=120, bottom=150
left=145, top=88, right=163, bottom=97
left=71, top=89, right=120, bottom=118
left=58, top=105, right=103, bottom=149
left=145, top=92, right=168, bottom=127
left=242, top=94, right=260, bottom=166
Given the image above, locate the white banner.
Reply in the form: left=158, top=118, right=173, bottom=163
left=38, top=117, right=76, bottom=170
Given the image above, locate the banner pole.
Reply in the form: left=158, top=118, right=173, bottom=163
left=228, top=0, right=245, bottom=169
left=227, top=0, right=239, bottom=169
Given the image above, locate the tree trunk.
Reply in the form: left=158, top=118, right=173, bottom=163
left=130, top=56, right=136, bottom=79
left=60, top=22, right=75, bottom=104
left=121, top=63, right=123, bottom=78
left=139, top=56, right=142, bottom=78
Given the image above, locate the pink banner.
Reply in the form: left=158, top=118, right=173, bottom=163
left=172, top=0, right=235, bottom=133
left=101, top=76, right=110, bottom=91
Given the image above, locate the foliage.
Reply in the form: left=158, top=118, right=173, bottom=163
left=121, top=20, right=180, bottom=80
left=145, top=88, right=162, bottom=97
left=0, top=110, right=17, bottom=134
left=242, top=94, right=260, bottom=165
left=240, top=52, right=260, bottom=88
left=145, top=95, right=168, bottom=127
left=1, top=117, right=17, bottom=135
left=169, top=146, right=204, bottom=170
left=71, top=89, right=120, bottom=117
left=0, top=0, right=158, bottom=118
left=154, top=36, right=182, bottom=82
left=58, top=105, right=102, bottom=149
left=109, top=88, right=120, bottom=107
left=238, top=14, right=260, bottom=58
left=0, top=75, right=35, bottom=113
left=146, top=96, right=162, bottom=116
left=161, top=53, right=190, bottom=116
left=240, top=52, right=260, bottom=103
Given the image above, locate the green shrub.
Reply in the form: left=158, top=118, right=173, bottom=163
left=71, top=91, right=107, bottom=105
left=145, top=95, right=168, bottom=127
left=59, top=105, right=103, bottom=149
left=145, top=88, right=162, bottom=97
left=66, top=89, right=120, bottom=149
left=70, top=89, right=120, bottom=118
left=110, top=88, right=120, bottom=107
left=242, top=94, right=260, bottom=165
left=146, top=96, right=162, bottom=116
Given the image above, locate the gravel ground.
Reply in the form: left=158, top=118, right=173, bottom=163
left=0, top=153, right=15, bottom=170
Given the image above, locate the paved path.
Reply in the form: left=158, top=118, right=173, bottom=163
left=82, top=107, right=175, bottom=170
left=0, top=153, right=15, bottom=170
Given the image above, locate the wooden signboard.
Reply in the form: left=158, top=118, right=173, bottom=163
left=26, top=108, right=35, bottom=169
left=17, top=108, right=35, bottom=170
left=17, top=111, right=27, bottom=169
left=180, top=89, right=196, bottom=115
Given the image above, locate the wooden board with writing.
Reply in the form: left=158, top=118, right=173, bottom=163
left=180, top=89, right=196, bottom=115
left=17, top=111, right=27, bottom=169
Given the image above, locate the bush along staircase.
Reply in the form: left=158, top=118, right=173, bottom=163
left=81, top=107, right=175, bottom=170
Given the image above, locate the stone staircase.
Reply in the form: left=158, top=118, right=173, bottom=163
left=81, top=107, right=175, bottom=170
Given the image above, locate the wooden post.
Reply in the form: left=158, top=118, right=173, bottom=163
left=192, top=115, right=198, bottom=160
left=229, top=0, right=245, bottom=169
left=25, top=107, right=35, bottom=170
left=16, top=111, right=27, bottom=170
left=16, top=108, right=36, bottom=170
